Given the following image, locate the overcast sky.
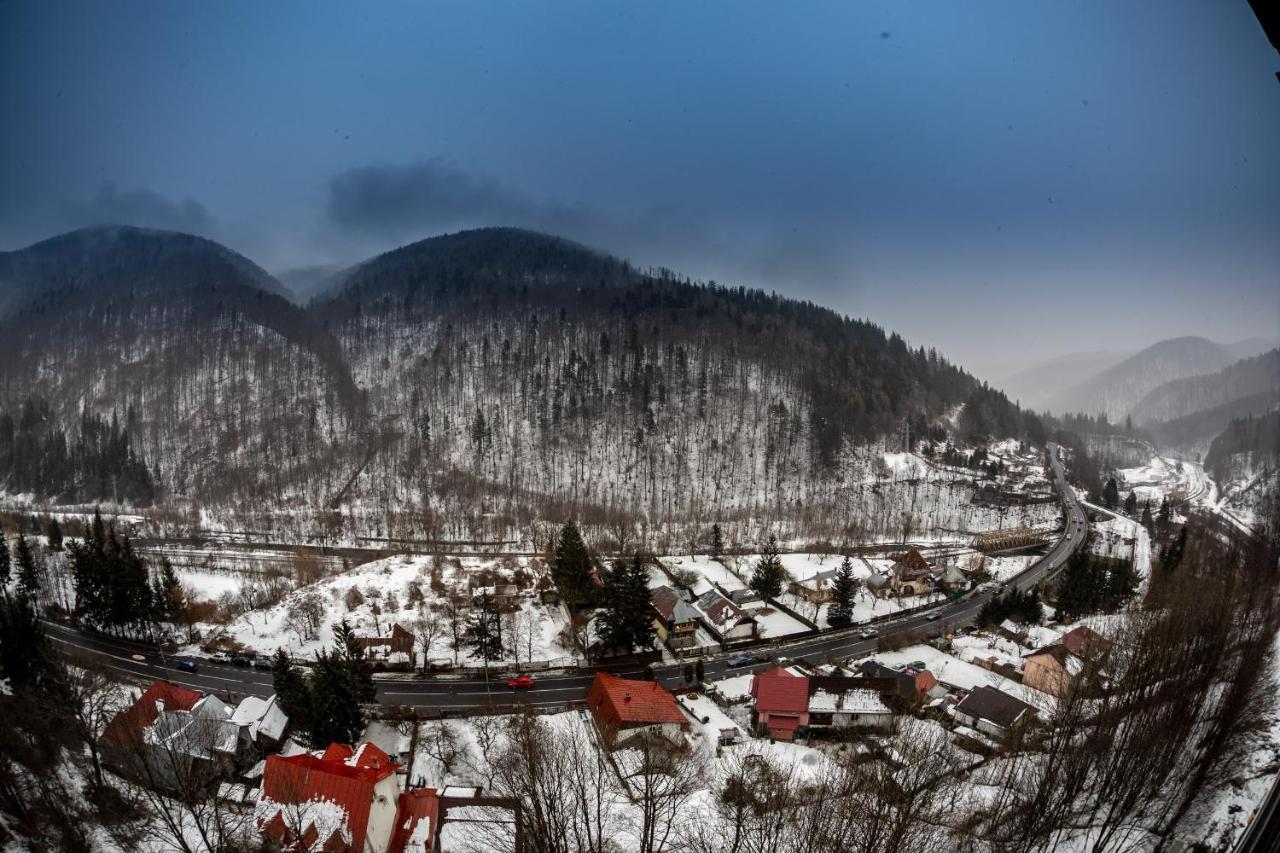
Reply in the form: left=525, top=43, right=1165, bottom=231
left=2, top=1, right=1277, bottom=378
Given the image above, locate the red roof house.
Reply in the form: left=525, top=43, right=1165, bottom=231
left=750, top=666, right=810, bottom=740
left=256, top=742, right=403, bottom=852
left=586, top=673, right=690, bottom=748
left=103, top=680, right=204, bottom=746
left=390, top=788, right=441, bottom=853
left=1060, top=625, right=1110, bottom=661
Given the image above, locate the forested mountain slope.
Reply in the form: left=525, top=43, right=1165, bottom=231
left=1, top=225, right=1038, bottom=542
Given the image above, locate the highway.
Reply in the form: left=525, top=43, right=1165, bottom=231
left=46, top=443, right=1089, bottom=713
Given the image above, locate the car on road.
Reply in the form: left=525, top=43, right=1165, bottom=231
left=859, top=627, right=879, bottom=639
left=727, top=654, right=756, bottom=668
left=130, top=653, right=147, bottom=662
left=507, top=674, right=536, bottom=689
left=230, top=654, right=252, bottom=667
left=175, top=659, right=198, bottom=673
left=252, top=656, right=273, bottom=670
left=207, top=650, right=231, bottom=663
left=926, top=612, right=942, bottom=622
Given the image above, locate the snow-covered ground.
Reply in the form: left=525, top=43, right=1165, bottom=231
left=207, top=553, right=576, bottom=666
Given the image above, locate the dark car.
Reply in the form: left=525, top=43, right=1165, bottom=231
left=230, top=654, right=252, bottom=667
left=727, top=654, right=756, bottom=668
left=252, top=656, right=273, bottom=670
left=175, top=658, right=198, bottom=673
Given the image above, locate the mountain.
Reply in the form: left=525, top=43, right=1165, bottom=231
left=1132, top=348, right=1279, bottom=432
left=997, top=350, right=1130, bottom=412
left=0, top=226, right=361, bottom=507
left=1047, top=336, right=1240, bottom=422
left=0, top=225, right=290, bottom=318
left=0, top=225, right=1034, bottom=543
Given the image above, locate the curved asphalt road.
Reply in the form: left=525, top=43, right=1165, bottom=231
left=47, top=443, right=1088, bottom=713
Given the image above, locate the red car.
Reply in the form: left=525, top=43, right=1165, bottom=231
left=507, top=674, right=536, bottom=689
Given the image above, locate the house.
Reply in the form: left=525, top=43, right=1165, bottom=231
left=102, top=680, right=257, bottom=790
left=229, top=694, right=290, bottom=750
left=356, top=623, right=416, bottom=666
left=790, top=568, right=840, bottom=604
left=650, top=585, right=701, bottom=650
left=256, top=741, right=439, bottom=853
left=864, top=572, right=891, bottom=598
left=586, top=673, right=690, bottom=749
left=855, top=660, right=938, bottom=701
left=806, top=676, right=893, bottom=731
left=695, top=589, right=758, bottom=644
left=1022, top=644, right=1088, bottom=697
left=1059, top=625, right=1111, bottom=661
left=750, top=666, right=809, bottom=740
left=888, top=549, right=936, bottom=596
left=953, top=685, right=1036, bottom=739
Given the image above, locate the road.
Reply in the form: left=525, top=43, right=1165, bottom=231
left=47, top=443, right=1089, bottom=713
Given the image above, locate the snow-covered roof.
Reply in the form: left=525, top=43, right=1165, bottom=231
left=808, top=687, right=890, bottom=715
left=231, top=694, right=289, bottom=742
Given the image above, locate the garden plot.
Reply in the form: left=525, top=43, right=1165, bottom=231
left=207, top=553, right=576, bottom=666
left=174, top=569, right=244, bottom=603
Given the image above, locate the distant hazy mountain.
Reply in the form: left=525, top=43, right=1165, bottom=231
left=1132, top=349, right=1279, bottom=425
left=997, top=350, right=1130, bottom=411
left=1223, top=337, right=1276, bottom=362
left=275, top=263, right=345, bottom=304
left=1046, top=337, right=1249, bottom=422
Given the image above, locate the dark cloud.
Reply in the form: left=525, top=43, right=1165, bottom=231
left=325, top=158, right=543, bottom=238
left=60, top=181, right=215, bottom=235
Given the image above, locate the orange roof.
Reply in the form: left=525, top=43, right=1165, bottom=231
left=259, top=743, right=397, bottom=850
left=390, top=788, right=440, bottom=852
left=104, top=680, right=204, bottom=745
left=751, top=666, right=809, bottom=714
left=587, top=673, right=687, bottom=727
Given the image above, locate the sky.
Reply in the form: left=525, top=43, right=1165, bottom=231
left=1, top=1, right=1277, bottom=379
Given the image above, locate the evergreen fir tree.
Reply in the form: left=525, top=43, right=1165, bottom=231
left=1161, top=527, right=1188, bottom=574
left=749, top=535, right=788, bottom=600
left=1140, top=501, right=1154, bottom=534
left=0, top=593, right=53, bottom=689
left=1102, top=478, right=1119, bottom=511
left=45, top=517, right=63, bottom=550
left=1123, top=491, right=1137, bottom=516
left=271, top=648, right=311, bottom=734
left=465, top=592, right=504, bottom=670
left=334, top=619, right=377, bottom=704
left=308, top=648, right=364, bottom=747
left=14, top=535, right=39, bottom=603
left=827, top=555, right=858, bottom=627
left=552, top=520, right=596, bottom=606
left=1157, top=497, right=1171, bottom=531
left=0, top=536, right=9, bottom=594
left=710, top=524, right=724, bottom=560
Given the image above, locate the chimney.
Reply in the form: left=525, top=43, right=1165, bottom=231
left=624, top=693, right=631, bottom=703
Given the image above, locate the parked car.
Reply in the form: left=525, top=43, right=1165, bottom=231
left=130, top=653, right=147, bottom=662
left=230, top=654, right=252, bottom=667
left=207, top=650, right=231, bottom=663
left=507, top=674, right=536, bottom=689
left=926, top=612, right=943, bottom=622
left=859, top=627, right=878, bottom=639
left=727, top=654, right=756, bottom=668
left=252, top=656, right=273, bottom=670
left=175, top=659, right=198, bottom=673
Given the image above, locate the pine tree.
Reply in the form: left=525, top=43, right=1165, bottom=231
left=1161, top=527, right=1188, bottom=574
left=1157, top=497, right=1171, bottom=531
left=1140, top=501, right=1154, bottom=534
left=334, top=619, right=377, bottom=704
left=0, top=593, right=52, bottom=689
left=595, top=561, right=633, bottom=653
left=552, top=520, right=596, bottom=606
left=465, top=592, right=504, bottom=670
left=1103, top=478, right=1120, bottom=511
left=272, top=648, right=311, bottom=734
left=14, top=535, right=39, bottom=603
left=308, top=648, right=364, bottom=747
left=45, top=517, right=63, bottom=550
left=710, top=524, right=724, bottom=560
left=1123, top=491, right=1137, bottom=516
left=827, top=555, right=858, bottom=627
left=749, top=535, right=787, bottom=601
left=0, top=536, right=10, bottom=594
